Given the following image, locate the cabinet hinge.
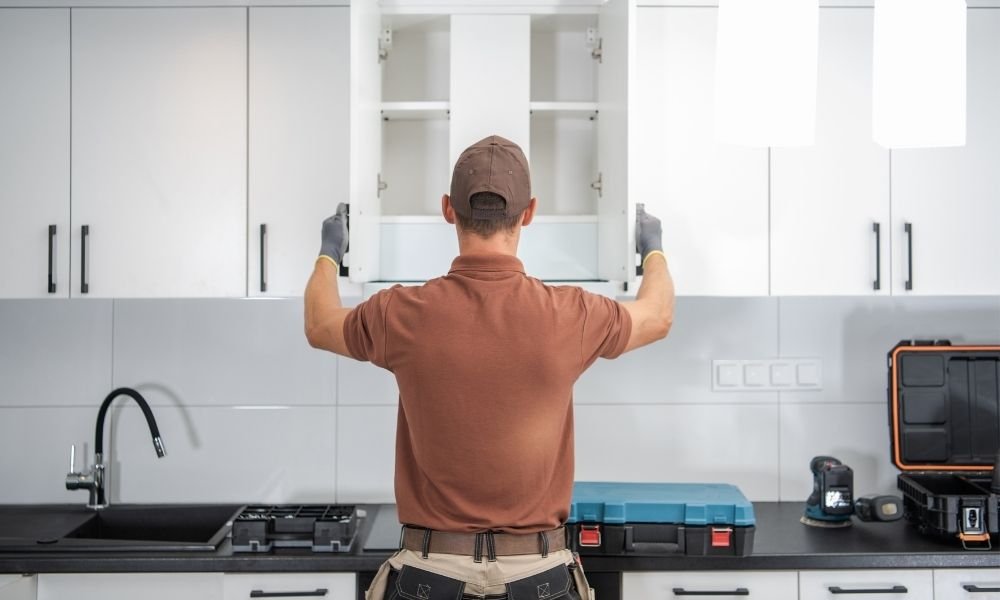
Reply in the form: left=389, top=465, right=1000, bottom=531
left=378, top=173, right=388, bottom=198
left=378, top=28, right=393, bottom=63
left=591, top=172, right=603, bottom=198
left=587, top=28, right=602, bottom=63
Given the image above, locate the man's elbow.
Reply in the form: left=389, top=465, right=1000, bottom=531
left=654, top=313, right=673, bottom=341
left=304, top=323, right=326, bottom=350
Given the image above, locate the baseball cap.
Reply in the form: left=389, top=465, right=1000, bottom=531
left=449, top=135, right=531, bottom=220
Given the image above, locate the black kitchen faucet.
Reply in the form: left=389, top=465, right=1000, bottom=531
left=66, top=387, right=166, bottom=509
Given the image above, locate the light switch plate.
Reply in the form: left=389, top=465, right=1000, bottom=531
left=713, top=358, right=823, bottom=392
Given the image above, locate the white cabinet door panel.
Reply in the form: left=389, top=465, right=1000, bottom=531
left=771, top=8, right=890, bottom=296
left=935, top=569, right=1000, bottom=599
left=800, top=570, right=933, bottom=600
left=0, top=575, right=36, bottom=600
left=633, top=7, right=769, bottom=296
left=249, top=7, right=350, bottom=297
left=890, top=10, right=1000, bottom=296
left=71, top=8, right=246, bottom=298
left=0, top=9, right=69, bottom=299
left=224, top=573, right=355, bottom=600
left=624, top=571, right=797, bottom=599
left=38, top=573, right=222, bottom=600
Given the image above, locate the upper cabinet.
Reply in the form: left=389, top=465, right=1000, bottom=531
left=71, top=8, right=247, bottom=298
left=248, top=7, right=350, bottom=297
left=632, top=7, right=770, bottom=296
left=770, top=8, right=890, bottom=296
left=0, top=9, right=70, bottom=299
left=890, top=8, right=1000, bottom=296
left=348, top=1, right=635, bottom=283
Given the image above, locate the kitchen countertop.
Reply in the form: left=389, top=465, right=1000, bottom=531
left=2, top=502, right=1000, bottom=573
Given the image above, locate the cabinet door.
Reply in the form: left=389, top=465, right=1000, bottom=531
left=596, top=0, right=635, bottom=283
left=890, top=9, right=1000, bottom=295
left=935, top=569, right=1000, bottom=598
left=623, top=571, right=797, bottom=599
left=249, top=7, right=350, bottom=297
left=37, top=573, right=222, bottom=600
left=348, top=0, right=383, bottom=283
left=0, top=575, right=36, bottom=600
left=71, top=8, right=247, bottom=298
left=223, top=573, right=355, bottom=600
left=0, top=9, right=69, bottom=299
left=799, top=570, right=933, bottom=600
left=771, top=8, right=890, bottom=296
left=633, top=7, right=769, bottom=296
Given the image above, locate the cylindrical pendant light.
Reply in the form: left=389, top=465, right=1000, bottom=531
left=715, top=0, right=819, bottom=147
left=873, top=0, right=967, bottom=148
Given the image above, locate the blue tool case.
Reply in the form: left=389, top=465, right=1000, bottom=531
left=566, top=482, right=755, bottom=557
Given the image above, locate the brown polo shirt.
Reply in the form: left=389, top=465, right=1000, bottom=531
left=343, top=253, right=632, bottom=533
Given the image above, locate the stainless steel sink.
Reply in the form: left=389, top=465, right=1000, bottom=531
left=0, top=504, right=243, bottom=552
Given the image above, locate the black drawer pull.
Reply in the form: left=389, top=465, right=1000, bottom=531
left=80, top=224, right=89, bottom=294
left=673, top=588, right=749, bottom=597
left=964, top=584, right=1000, bottom=593
left=249, top=589, right=328, bottom=598
left=829, top=585, right=907, bottom=594
left=904, top=222, right=913, bottom=291
left=48, top=224, right=57, bottom=293
left=259, top=223, right=267, bottom=293
left=872, top=221, right=881, bottom=291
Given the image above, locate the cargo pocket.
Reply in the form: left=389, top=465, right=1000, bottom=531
left=505, top=564, right=582, bottom=600
left=568, top=555, right=594, bottom=600
left=386, top=564, right=466, bottom=600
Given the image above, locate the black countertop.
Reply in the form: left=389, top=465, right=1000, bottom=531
left=2, top=503, right=1000, bottom=573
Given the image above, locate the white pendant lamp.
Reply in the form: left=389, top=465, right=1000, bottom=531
left=873, top=0, right=967, bottom=148
left=714, top=0, right=819, bottom=147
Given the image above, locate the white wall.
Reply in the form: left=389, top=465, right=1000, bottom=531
left=1, top=295, right=998, bottom=505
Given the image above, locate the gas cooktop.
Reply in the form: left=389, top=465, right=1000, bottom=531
left=231, top=505, right=363, bottom=553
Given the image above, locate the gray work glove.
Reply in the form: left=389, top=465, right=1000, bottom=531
left=319, top=203, right=349, bottom=265
left=635, top=203, right=663, bottom=259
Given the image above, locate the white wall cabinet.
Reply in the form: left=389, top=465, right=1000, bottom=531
left=0, top=9, right=70, bottom=299
left=633, top=7, right=770, bottom=296
left=624, top=571, right=797, bottom=599
left=799, top=570, right=933, bottom=600
left=890, top=9, right=1000, bottom=296
left=934, top=568, right=1000, bottom=599
left=223, top=573, right=355, bottom=600
left=70, top=8, right=247, bottom=298
left=770, top=8, right=890, bottom=296
left=348, top=1, right=635, bottom=284
left=37, top=573, right=222, bottom=600
left=249, top=7, right=350, bottom=297
left=0, top=575, right=36, bottom=600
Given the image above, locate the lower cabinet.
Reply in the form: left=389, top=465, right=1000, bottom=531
left=0, top=575, right=36, bottom=600
left=224, top=573, right=355, bottom=600
left=37, top=573, right=222, bottom=600
left=799, top=570, right=933, bottom=600
left=623, top=571, right=798, bottom=599
left=934, top=569, right=1000, bottom=599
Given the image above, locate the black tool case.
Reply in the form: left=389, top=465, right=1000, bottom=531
left=888, top=340, right=1000, bottom=548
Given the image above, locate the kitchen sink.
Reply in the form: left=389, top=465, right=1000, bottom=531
left=0, top=504, right=243, bottom=552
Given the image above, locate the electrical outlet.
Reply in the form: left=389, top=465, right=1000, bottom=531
left=713, top=358, right=823, bottom=392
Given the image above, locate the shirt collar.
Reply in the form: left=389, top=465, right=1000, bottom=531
left=448, top=253, right=526, bottom=275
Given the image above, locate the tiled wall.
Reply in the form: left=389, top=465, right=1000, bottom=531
left=1, top=295, right=998, bottom=506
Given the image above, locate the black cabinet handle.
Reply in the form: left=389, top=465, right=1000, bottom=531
left=249, top=589, right=328, bottom=598
left=48, top=225, right=57, bottom=294
left=80, top=225, right=89, bottom=294
left=964, top=584, right=1000, bottom=593
left=259, top=223, right=267, bottom=293
left=672, top=588, right=749, bottom=596
left=829, top=585, right=907, bottom=594
left=339, top=204, right=349, bottom=278
left=904, top=222, right=913, bottom=291
left=872, top=222, right=881, bottom=291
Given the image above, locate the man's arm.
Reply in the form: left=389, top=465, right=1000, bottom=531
left=620, top=205, right=675, bottom=353
left=304, top=204, right=354, bottom=357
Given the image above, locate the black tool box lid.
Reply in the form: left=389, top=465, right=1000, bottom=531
left=888, top=340, right=1000, bottom=472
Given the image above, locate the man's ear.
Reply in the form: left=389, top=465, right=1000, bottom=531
left=521, top=197, right=538, bottom=226
left=442, top=194, right=456, bottom=224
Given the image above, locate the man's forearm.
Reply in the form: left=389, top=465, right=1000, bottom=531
left=637, top=253, right=675, bottom=329
left=304, top=258, right=352, bottom=355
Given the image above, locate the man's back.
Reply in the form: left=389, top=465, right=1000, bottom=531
left=344, top=253, right=631, bottom=533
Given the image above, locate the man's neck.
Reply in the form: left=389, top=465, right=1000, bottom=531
left=456, top=230, right=520, bottom=257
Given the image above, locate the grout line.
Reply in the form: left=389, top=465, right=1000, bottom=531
left=68, top=8, right=73, bottom=296
left=245, top=7, right=250, bottom=298
left=767, top=147, right=772, bottom=297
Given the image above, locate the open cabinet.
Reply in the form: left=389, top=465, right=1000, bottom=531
left=347, top=0, right=636, bottom=287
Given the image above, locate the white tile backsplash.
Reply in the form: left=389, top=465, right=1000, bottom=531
left=2, top=295, right=998, bottom=505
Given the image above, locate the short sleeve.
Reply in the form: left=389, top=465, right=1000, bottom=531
left=580, top=291, right=632, bottom=370
left=342, top=287, right=396, bottom=369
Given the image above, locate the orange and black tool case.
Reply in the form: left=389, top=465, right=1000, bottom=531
left=889, top=340, right=1000, bottom=548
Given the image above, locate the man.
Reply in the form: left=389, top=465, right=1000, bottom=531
left=305, top=135, right=674, bottom=600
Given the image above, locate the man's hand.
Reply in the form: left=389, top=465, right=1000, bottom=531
left=635, top=203, right=663, bottom=261
left=319, top=203, right=349, bottom=265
